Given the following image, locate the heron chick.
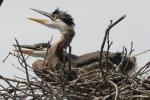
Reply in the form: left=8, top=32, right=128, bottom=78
left=13, top=8, right=137, bottom=81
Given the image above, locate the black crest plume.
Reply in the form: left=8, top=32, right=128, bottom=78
left=52, top=8, right=75, bottom=27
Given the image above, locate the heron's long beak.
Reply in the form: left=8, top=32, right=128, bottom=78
left=28, top=17, right=49, bottom=25
left=13, top=44, right=36, bottom=50
left=13, top=49, right=46, bottom=58
left=31, top=8, right=54, bottom=21
left=13, top=49, right=33, bottom=55
left=13, top=43, right=51, bottom=51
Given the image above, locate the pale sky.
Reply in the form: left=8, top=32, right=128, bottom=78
left=0, top=0, right=150, bottom=77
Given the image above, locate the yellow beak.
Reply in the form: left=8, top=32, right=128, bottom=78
left=13, top=49, right=32, bottom=55
left=28, top=17, right=49, bottom=24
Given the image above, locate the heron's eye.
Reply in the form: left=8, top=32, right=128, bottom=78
left=52, top=14, right=59, bottom=20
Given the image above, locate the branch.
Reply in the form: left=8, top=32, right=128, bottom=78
left=99, top=15, right=126, bottom=67
left=14, top=38, right=30, bottom=83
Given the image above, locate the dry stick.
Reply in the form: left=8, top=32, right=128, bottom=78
left=99, top=15, right=126, bottom=68
left=43, top=35, right=53, bottom=64
left=106, top=33, right=113, bottom=95
left=105, top=25, right=113, bottom=73
left=13, top=82, right=20, bottom=98
left=0, top=76, right=55, bottom=98
left=39, top=40, right=55, bottom=95
left=121, top=47, right=128, bottom=69
left=134, top=48, right=150, bottom=57
left=61, top=35, right=72, bottom=98
left=115, top=46, right=127, bottom=72
left=13, top=46, right=28, bottom=67
left=102, top=85, right=132, bottom=100
left=14, top=38, right=30, bottom=82
left=42, top=41, right=51, bottom=81
left=123, top=42, right=134, bottom=72
left=14, top=38, right=35, bottom=96
left=67, top=45, right=72, bottom=82
left=43, top=41, right=50, bottom=61
left=68, top=45, right=72, bottom=72
left=108, top=80, right=118, bottom=100
left=129, top=41, right=134, bottom=56
left=131, top=89, right=150, bottom=95
left=0, top=75, right=52, bottom=94
left=43, top=36, right=53, bottom=81
left=2, top=52, right=11, bottom=63
left=0, top=84, right=14, bottom=97
left=99, top=15, right=126, bottom=83
left=140, top=68, right=150, bottom=76
left=91, top=15, right=126, bottom=96
left=138, top=63, right=150, bottom=77
left=0, top=75, right=32, bottom=97
left=68, top=69, right=101, bottom=86
left=12, top=48, right=54, bottom=82
left=105, top=22, right=111, bottom=71
left=61, top=48, right=67, bottom=99
left=66, top=95, right=89, bottom=100
left=134, top=62, right=150, bottom=78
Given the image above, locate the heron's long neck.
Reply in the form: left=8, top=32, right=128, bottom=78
left=46, top=27, right=75, bottom=70
left=56, top=27, right=75, bottom=54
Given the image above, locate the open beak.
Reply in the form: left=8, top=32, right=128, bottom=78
left=13, top=43, right=51, bottom=51
left=13, top=44, right=34, bottom=49
left=31, top=8, right=54, bottom=21
left=28, top=17, right=49, bottom=25
left=13, top=49, right=47, bottom=58
left=13, top=44, right=47, bottom=51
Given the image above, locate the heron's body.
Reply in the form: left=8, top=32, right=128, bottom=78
left=15, top=43, right=136, bottom=73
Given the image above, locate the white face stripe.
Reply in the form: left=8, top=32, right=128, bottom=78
left=55, top=19, right=68, bottom=32
left=45, top=19, right=68, bottom=32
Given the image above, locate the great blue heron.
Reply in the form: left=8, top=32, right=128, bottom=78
left=13, top=8, right=136, bottom=81
left=26, top=8, right=77, bottom=81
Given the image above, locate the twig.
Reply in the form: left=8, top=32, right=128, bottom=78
left=67, top=45, right=73, bottom=83
left=43, top=35, right=53, bottom=64
left=134, top=48, right=150, bottom=57
left=14, top=38, right=30, bottom=83
left=134, top=62, right=150, bottom=78
left=99, top=15, right=126, bottom=67
left=108, top=80, right=118, bottom=100
left=115, top=46, right=127, bottom=72
left=2, top=52, right=11, bottom=63
left=102, top=85, right=131, bottom=100
left=14, top=38, right=35, bottom=96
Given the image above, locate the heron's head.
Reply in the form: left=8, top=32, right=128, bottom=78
left=29, top=8, right=75, bottom=32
